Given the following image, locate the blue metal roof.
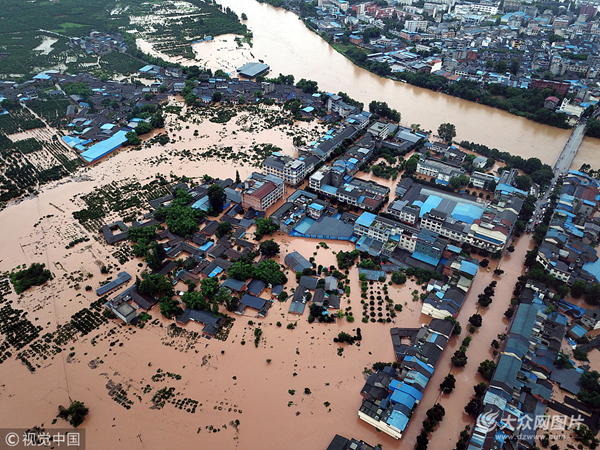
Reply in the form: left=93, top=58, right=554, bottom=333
left=81, top=130, right=129, bottom=162
left=355, top=212, right=377, bottom=228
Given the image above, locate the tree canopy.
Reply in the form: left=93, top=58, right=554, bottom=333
left=10, top=263, right=53, bottom=294
left=438, top=123, right=456, bottom=142
left=207, top=184, right=227, bottom=212
left=136, top=274, right=174, bottom=299
left=259, top=239, right=280, bottom=257
left=57, top=401, right=89, bottom=428
left=369, top=100, right=401, bottom=122
left=154, top=189, right=205, bottom=237
left=228, top=257, right=287, bottom=285
left=254, top=217, right=279, bottom=240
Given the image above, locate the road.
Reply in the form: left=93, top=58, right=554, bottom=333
left=526, top=120, right=587, bottom=232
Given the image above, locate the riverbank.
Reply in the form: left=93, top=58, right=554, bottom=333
left=300, top=23, right=573, bottom=130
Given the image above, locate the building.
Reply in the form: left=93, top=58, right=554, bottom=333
left=404, top=20, right=429, bottom=32
left=358, top=319, right=454, bottom=439
left=470, top=171, right=496, bottom=189
left=262, top=153, right=306, bottom=187
left=240, top=172, right=284, bottom=212
left=326, top=435, right=375, bottom=450
left=368, top=121, right=391, bottom=138
left=416, top=157, right=465, bottom=185
left=237, top=62, right=270, bottom=79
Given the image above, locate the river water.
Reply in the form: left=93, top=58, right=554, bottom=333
left=136, top=0, right=600, bottom=167
left=190, top=0, right=600, bottom=165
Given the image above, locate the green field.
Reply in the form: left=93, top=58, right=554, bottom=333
left=0, top=0, right=247, bottom=78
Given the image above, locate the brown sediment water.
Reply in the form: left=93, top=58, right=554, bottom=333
left=139, top=0, right=572, bottom=163
left=399, top=235, right=533, bottom=447
left=570, top=136, right=600, bottom=172
left=0, top=110, right=409, bottom=449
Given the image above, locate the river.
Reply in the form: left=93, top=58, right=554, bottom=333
left=188, top=0, right=600, bottom=166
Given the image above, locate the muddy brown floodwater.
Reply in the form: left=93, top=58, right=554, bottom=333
left=137, top=0, right=585, bottom=164
left=1, top=46, right=599, bottom=447
left=0, top=108, right=416, bottom=450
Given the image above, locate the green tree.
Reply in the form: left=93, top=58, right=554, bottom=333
left=208, top=184, right=227, bottom=212
left=477, top=360, right=497, bottom=380
left=574, top=347, right=589, bottom=361
left=57, top=401, right=89, bottom=428
left=585, top=284, right=600, bottom=306
left=571, top=280, right=588, bottom=298
left=154, top=189, right=205, bottom=237
left=473, top=382, right=487, bottom=398
left=440, top=374, right=456, bottom=393
left=469, top=313, right=482, bottom=328
left=391, top=271, right=407, bottom=285
left=235, top=170, right=241, bottom=184
left=450, top=175, right=469, bottom=190
left=259, top=239, right=280, bottom=257
left=451, top=350, right=468, bottom=367
left=159, top=296, right=183, bottom=319
left=9, top=263, right=53, bottom=294
left=514, top=175, right=532, bottom=191
left=216, top=222, right=232, bottom=238
left=181, top=291, right=208, bottom=310
left=212, top=91, right=222, bottom=102
left=145, top=241, right=166, bottom=271
left=464, top=398, right=481, bottom=417
left=137, top=274, right=174, bottom=298
left=296, top=78, right=319, bottom=93
left=254, top=217, right=279, bottom=240
left=495, top=60, right=507, bottom=73
left=126, top=131, right=141, bottom=145
left=135, top=121, right=153, bottom=135
left=510, top=58, right=520, bottom=75
left=200, top=277, right=220, bottom=299
left=437, top=123, right=456, bottom=143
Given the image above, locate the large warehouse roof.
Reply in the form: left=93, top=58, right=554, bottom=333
left=81, top=130, right=129, bottom=163
left=237, top=62, right=270, bottom=78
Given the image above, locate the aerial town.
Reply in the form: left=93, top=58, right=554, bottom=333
left=277, top=0, right=600, bottom=128
left=1, top=0, right=600, bottom=449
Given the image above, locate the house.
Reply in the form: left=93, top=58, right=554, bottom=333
left=105, top=292, right=137, bottom=323
left=176, top=309, right=225, bottom=337
left=289, top=288, right=307, bottom=315
left=285, top=251, right=312, bottom=273
left=240, top=172, right=284, bottom=212
left=472, top=155, right=488, bottom=169
left=236, top=294, right=272, bottom=317
left=221, top=278, right=247, bottom=293
left=326, top=435, right=376, bottom=450
left=96, top=272, right=131, bottom=296
left=262, top=153, right=306, bottom=187
left=299, top=276, right=319, bottom=290
left=247, top=279, right=266, bottom=296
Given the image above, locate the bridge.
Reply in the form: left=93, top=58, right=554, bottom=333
left=526, top=119, right=587, bottom=232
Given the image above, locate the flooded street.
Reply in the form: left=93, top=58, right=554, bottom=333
left=0, top=109, right=408, bottom=449
left=400, top=235, right=534, bottom=447
left=2, top=3, right=600, bottom=447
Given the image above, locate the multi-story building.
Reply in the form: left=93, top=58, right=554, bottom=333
left=387, top=200, right=420, bottom=225
left=404, top=20, right=429, bottom=32
left=421, top=209, right=471, bottom=243
left=416, top=157, right=465, bottom=184
left=240, top=172, right=284, bottom=212
left=262, top=153, right=306, bottom=187
left=310, top=166, right=388, bottom=211
left=469, top=171, right=497, bottom=189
